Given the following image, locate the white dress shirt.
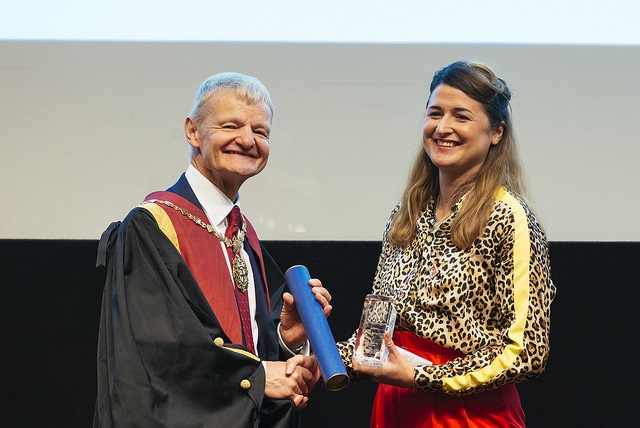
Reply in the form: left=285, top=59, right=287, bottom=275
left=185, top=165, right=309, bottom=357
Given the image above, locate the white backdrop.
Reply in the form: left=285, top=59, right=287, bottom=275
left=1, top=41, right=639, bottom=241
left=2, top=0, right=639, bottom=45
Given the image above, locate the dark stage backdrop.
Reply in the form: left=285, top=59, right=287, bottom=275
left=2, top=240, right=639, bottom=427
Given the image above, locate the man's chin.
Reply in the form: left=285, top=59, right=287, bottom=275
left=229, top=165, right=266, bottom=179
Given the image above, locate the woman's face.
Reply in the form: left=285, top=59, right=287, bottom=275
left=423, top=84, right=503, bottom=183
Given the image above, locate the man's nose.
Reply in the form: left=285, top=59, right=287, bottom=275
left=235, top=126, right=256, bottom=147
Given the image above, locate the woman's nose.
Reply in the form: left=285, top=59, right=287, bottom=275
left=435, top=116, right=453, bottom=134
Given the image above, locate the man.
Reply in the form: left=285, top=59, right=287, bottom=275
left=95, top=72, right=330, bottom=427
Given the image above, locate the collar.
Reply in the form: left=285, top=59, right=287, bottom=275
left=185, top=164, right=242, bottom=230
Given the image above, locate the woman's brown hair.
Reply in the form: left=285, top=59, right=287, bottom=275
left=388, top=61, right=527, bottom=248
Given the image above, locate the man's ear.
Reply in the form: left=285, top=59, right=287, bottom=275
left=184, top=116, right=200, bottom=149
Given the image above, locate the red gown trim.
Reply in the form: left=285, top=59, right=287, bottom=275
left=143, top=191, right=269, bottom=347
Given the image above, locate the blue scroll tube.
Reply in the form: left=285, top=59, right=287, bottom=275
left=284, top=265, right=349, bottom=391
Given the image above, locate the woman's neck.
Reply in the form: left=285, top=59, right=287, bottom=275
left=436, top=174, right=467, bottom=222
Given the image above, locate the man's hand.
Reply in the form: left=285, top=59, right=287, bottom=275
left=264, top=355, right=320, bottom=410
left=285, top=354, right=321, bottom=389
left=279, top=278, right=332, bottom=349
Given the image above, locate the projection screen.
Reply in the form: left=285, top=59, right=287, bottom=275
left=1, top=1, right=639, bottom=241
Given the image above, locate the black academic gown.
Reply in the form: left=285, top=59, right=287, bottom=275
left=94, top=175, right=297, bottom=427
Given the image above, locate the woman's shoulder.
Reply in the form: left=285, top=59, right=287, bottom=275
left=494, top=187, right=532, bottom=216
left=493, top=187, right=548, bottom=238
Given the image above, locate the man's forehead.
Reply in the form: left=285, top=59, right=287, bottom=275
left=201, top=96, right=272, bottom=127
left=207, top=90, right=270, bottom=113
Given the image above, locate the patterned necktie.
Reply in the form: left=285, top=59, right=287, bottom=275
left=225, top=206, right=255, bottom=354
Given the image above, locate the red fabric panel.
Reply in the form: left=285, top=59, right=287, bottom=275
left=370, top=330, right=525, bottom=428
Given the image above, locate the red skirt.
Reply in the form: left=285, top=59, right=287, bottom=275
left=370, top=331, right=525, bottom=428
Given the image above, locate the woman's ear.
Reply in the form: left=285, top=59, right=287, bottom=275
left=491, top=123, right=504, bottom=145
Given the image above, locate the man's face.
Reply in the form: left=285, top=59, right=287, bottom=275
left=185, top=88, right=272, bottom=200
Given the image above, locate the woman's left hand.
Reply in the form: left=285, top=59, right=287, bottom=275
left=352, top=332, right=415, bottom=389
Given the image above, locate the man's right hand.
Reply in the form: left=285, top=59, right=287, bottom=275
left=264, top=356, right=318, bottom=410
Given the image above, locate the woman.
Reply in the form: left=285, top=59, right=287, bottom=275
left=337, top=61, right=556, bottom=427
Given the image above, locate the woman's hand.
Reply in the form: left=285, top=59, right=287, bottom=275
left=352, top=333, right=415, bottom=389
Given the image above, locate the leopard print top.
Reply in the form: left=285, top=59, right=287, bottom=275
left=337, top=187, right=556, bottom=396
